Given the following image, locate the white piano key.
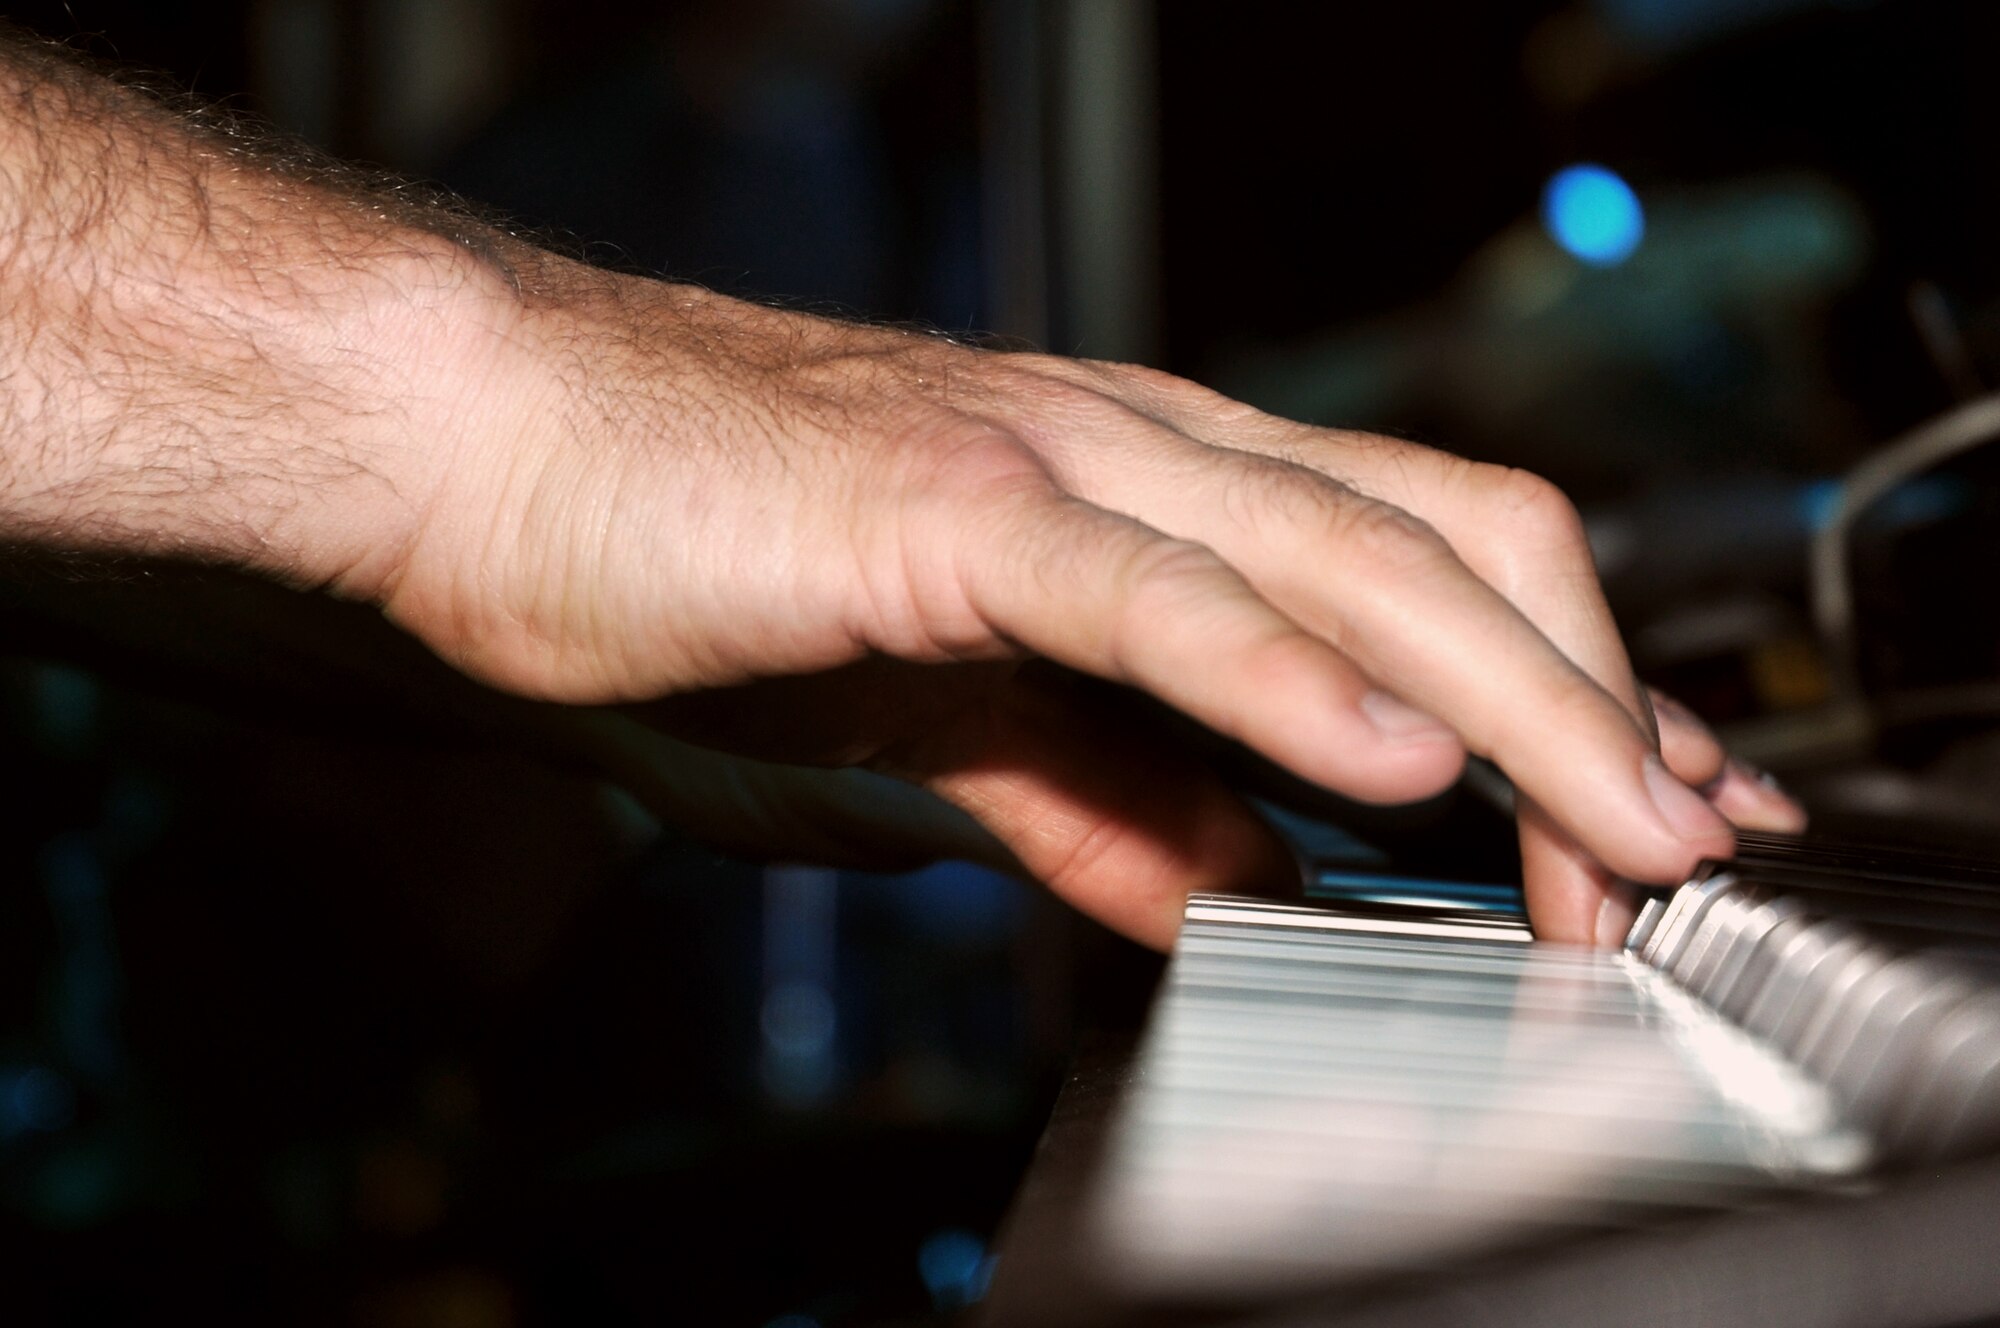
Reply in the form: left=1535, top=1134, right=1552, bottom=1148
left=1736, top=920, right=1866, bottom=1049
left=1670, top=889, right=1758, bottom=992
left=1822, top=960, right=1979, bottom=1133
left=1883, top=988, right=2000, bottom=1159
left=1637, top=871, right=1740, bottom=970
left=1698, top=894, right=1807, bottom=1014
left=1090, top=894, right=1873, bottom=1293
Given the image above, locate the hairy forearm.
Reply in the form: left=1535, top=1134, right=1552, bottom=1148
left=0, top=31, right=519, bottom=593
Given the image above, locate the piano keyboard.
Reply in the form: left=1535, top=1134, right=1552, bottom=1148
left=984, top=834, right=2000, bottom=1328
left=1630, top=834, right=2000, bottom=1166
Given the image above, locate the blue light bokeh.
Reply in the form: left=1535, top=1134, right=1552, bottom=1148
left=1542, top=164, right=1645, bottom=266
left=918, top=1228, right=996, bottom=1308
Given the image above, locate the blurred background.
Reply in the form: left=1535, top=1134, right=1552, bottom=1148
left=7, top=0, right=2000, bottom=1323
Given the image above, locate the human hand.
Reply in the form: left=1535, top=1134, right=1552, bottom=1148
left=0, top=35, right=1799, bottom=949
left=354, top=270, right=1798, bottom=948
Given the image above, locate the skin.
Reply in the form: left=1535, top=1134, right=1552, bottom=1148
left=0, top=35, right=1804, bottom=952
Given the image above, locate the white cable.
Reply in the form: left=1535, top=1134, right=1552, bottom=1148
left=1808, top=392, right=2000, bottom=714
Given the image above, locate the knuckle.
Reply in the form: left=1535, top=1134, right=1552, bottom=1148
left=1007, top=351, right=1079, bottom=378
left=1124, top=537, right=1227, bottom=608
left=1230, top=628, right=1329, bottom=709
left=1215, top=456, right=1311, bottom=535
left=1218, top=459, right=1376, bottom=549
left=1277, top=424, right=1428, bottom=472
left=1327, top=493, right=1454, bottom=575
left=1016, top=350, right=1152, bottom=389
left=1041, top=815, right=1131, bottom=896
left=1030, top=375, right=1152, bottom=442
left=1008, top=352, right=1240, bottom=435
left=964, top=361, right=1158, bottom=463
left=906, top=420, right=1050, bottom=504
left=1078, top=357, right=1210, bottom=409
left=857, top=424, right=1053, bottom=660
left=1108, top=537, right=1228, bottom=666
left=1478, top=464, right=1590, bottom=554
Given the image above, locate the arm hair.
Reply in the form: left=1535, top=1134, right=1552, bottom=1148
left=0, top=23, right=540, bottom=591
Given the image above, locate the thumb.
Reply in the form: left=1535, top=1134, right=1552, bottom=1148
left=887, top=676, right=1299, bottom=950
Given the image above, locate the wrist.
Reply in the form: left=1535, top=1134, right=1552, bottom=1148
left=371, top=257, right=691, bottom=693
left=375, top=264, right=816, bottom=699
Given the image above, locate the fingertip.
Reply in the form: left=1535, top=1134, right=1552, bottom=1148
left=1617, top=823, right=1736, bottom=894
left=915, top=678, right=1303, bottom=952
left=1517, top=802, right=1612, bottom=944
left=1131, top=902, right=1187, bottom=953
left=1708, top=757, right=1809, bottom=834
left=1295, top=717, right=1468, bottom=807
left=1592, top=880, right=1643, bottom=949
left=1231, top=647, right=1469, bottom=806
left=1369, top=740, right=1470, bottom=805
left=1359, top=689, right=1453, bottom=743
left=1109, top=799, right=1300, bottom=953
left=1641, top=754, right=1733, bottom=839
left=1651, top=688, right=1727, bottom=789
left=1564, top=755, right=1733, bottom=891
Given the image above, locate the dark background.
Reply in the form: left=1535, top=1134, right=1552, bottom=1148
left=7, top=1, right=2000, bottom=1324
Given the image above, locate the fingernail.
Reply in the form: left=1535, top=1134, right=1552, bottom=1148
left=1650, top=692, right=1693, bottom=725
left=1593, top=879, right=1642, bottom=949
left=1737, top=758, right=1810, bottom=830
left=1729, top=756, right=1803, bottom=811
left=1643, top=754, right=1728, bottom=841
left=1360, top=690, right=1452, bottom=743
left=1738, top=758, right=1788, bottom=798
